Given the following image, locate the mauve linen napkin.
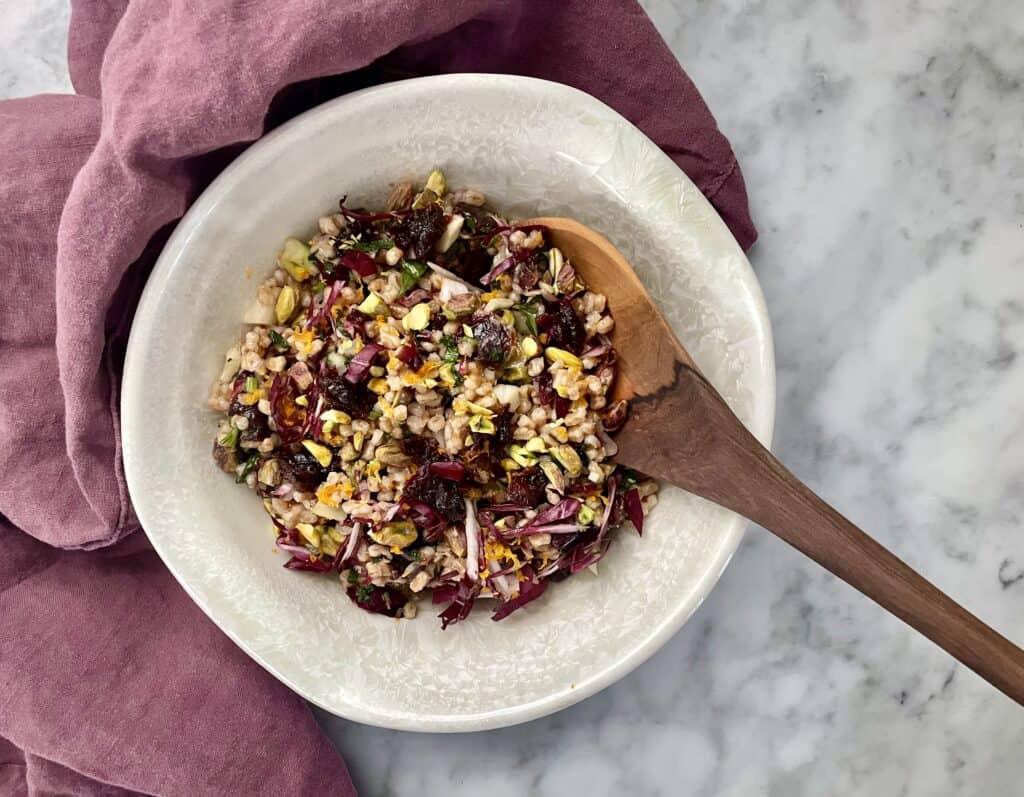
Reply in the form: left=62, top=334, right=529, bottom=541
left=0, top=0, right=755, bottom=794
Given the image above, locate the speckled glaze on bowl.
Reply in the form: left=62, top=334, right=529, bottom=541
left=122, top=74, right=775, bottom=732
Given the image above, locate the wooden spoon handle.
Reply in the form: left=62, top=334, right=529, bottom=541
left=619, top=364, right=1024, bottom=705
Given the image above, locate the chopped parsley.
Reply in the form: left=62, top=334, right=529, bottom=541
left=440, top=335, right=461, bottom=363
left=514, top=302, right=540, bottom=337
left=399, top=259, right=428, bottom=294
left=235, top=452, right=260, bottom=484
left=268, top=329, right=288, bottom=350
left=350, top=238, right=394, bottom=253
left=356, top=584, right=375, bottom=602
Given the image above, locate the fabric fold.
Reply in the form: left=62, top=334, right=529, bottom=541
left=1, top=0, right=754, bottom=793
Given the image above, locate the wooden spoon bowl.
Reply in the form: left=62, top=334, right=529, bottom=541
left=526, top=216, right=1024, bottom=706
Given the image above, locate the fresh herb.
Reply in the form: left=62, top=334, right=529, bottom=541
left=407, top=548, right=421, bottom=561
left=244, top=375, right=258, bottom=393
left=235, top=452, right=260, bottom=484
left=367, top=407, right=383, bottom=421
left=440, top=335, right=461, bottom=363
left=269, top=329, right=288, bottom=350
left=356, top=584, right=375, bottom=602
left=462, top=214, right=477, bottom=234
left=218, top=427, right=240, bottom=448
left=399, top=259, right=428, bottom=294
left=310, top=278, right=327, bottom=296
left=350, top=238, right=394, bottom=253
left=514, top=302, right=540, bottom=337
left=346, top=569, right=360, bottom=584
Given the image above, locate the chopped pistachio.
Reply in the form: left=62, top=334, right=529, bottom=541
left=319, top=535, right=340, bottom=557
left=424, top=169, right=446, bottom=196
left=439, top=362, right=458, bottom=387
left=547, top=247, right=565, bottom=283
left=453, top=398, right=494, bottom=417
left=328, top=527, right=347, bottom=544
left=369, top=519, right=418, bottom=550
left=301, top=440, right=333, bottom=468
left=508, top=445, right=537, bottom=468
left=468, top=414, right=496, bottom=435
left=524, top=436, right=547, bottom=453
left=374, top=443, right=410, bottom=467
left=320, top=409, right=352, bottom=426
left=539, top=459, right=565, bottom=493
left=462, top=323, right=474, bottom=338
left=401, top=302, right=432, bottom=331
left=312, top=502, right=347, bottom=521
left=367, top=377, right=389, bottom=395
left=294, top=395, right=309, bottom=407
left=520, top=336, right=539, bottom=358
left=552, top=444, right=583, bottom=477
left=503, top=364, right=530, bottom=384
left=577, top=504, right=596, bottom=525
left=278, top=238, right=315, bottom=282
left=275, top=285, right=297, bottom=324
left=257, top=458, right=280, bottom=486
left=545, top=347, right=582, bottom=368
left=352, top=431, right=365, bottom=452
left=296, top=522, right=320, bottom=547
left=411, top=188, right=438, bottom=210
left=357, top=292, right=387, bottom=316
left=501, top=457, right=521, bottom=471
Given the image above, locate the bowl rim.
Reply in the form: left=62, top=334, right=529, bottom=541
left=122, top=72, right=775, bottom=732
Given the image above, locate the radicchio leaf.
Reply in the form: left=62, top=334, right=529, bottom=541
left=491, top=566, right=548, bottom=621
left=343, top=343, right=385, bottom=384
left=623, top=487, right=644, bottom=536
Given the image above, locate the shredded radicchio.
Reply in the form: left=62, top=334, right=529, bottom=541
left=216, top=177, right=658, bottom=627
left=491, top=566, right=548, bottom=621
left=435, top=577, right=480, bottom=629
left=623, top=487, right=644, bottom=536
left=343, top=343, right=385, bottom=384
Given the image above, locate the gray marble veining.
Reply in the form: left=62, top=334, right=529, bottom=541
left=3, top=0, right=1021, bottom=794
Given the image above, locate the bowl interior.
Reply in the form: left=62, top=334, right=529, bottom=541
left=122, top=74, right=774, bottom=731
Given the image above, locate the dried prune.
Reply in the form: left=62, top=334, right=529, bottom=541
left=462, top=445, right=499, bottom=483
left=540, top=300, right=585, bottom=354
left=403, top=467, right=465, bottom=524
left=280, top=447, right=326, bottom=491
left=228, top=398, right=269, bottom=442
left=493, top=410, right=515, bottom=445
left=399, top=435, right=443, bottom=465
left=391, top=205, right=444, bottom=258
left=322, top=375, right=375, bottom=419
left=470, top=315, right=512, bottom=363
left=506, top=466, right=548, bottom=507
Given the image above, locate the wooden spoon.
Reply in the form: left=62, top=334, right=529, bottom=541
left=526, top=216, right=1024, bottom=705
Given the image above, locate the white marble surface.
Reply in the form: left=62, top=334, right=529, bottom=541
left=4, top=0, right=1022, bottom=794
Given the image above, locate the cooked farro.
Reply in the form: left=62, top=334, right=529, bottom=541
left=209, top=170, right=658, bottom=626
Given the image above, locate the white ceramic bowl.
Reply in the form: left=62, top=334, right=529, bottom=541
left=122, top=74, right=775, bottom=732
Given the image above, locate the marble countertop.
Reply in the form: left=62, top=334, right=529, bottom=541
left=5, top=0, right=1022, bottom=794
